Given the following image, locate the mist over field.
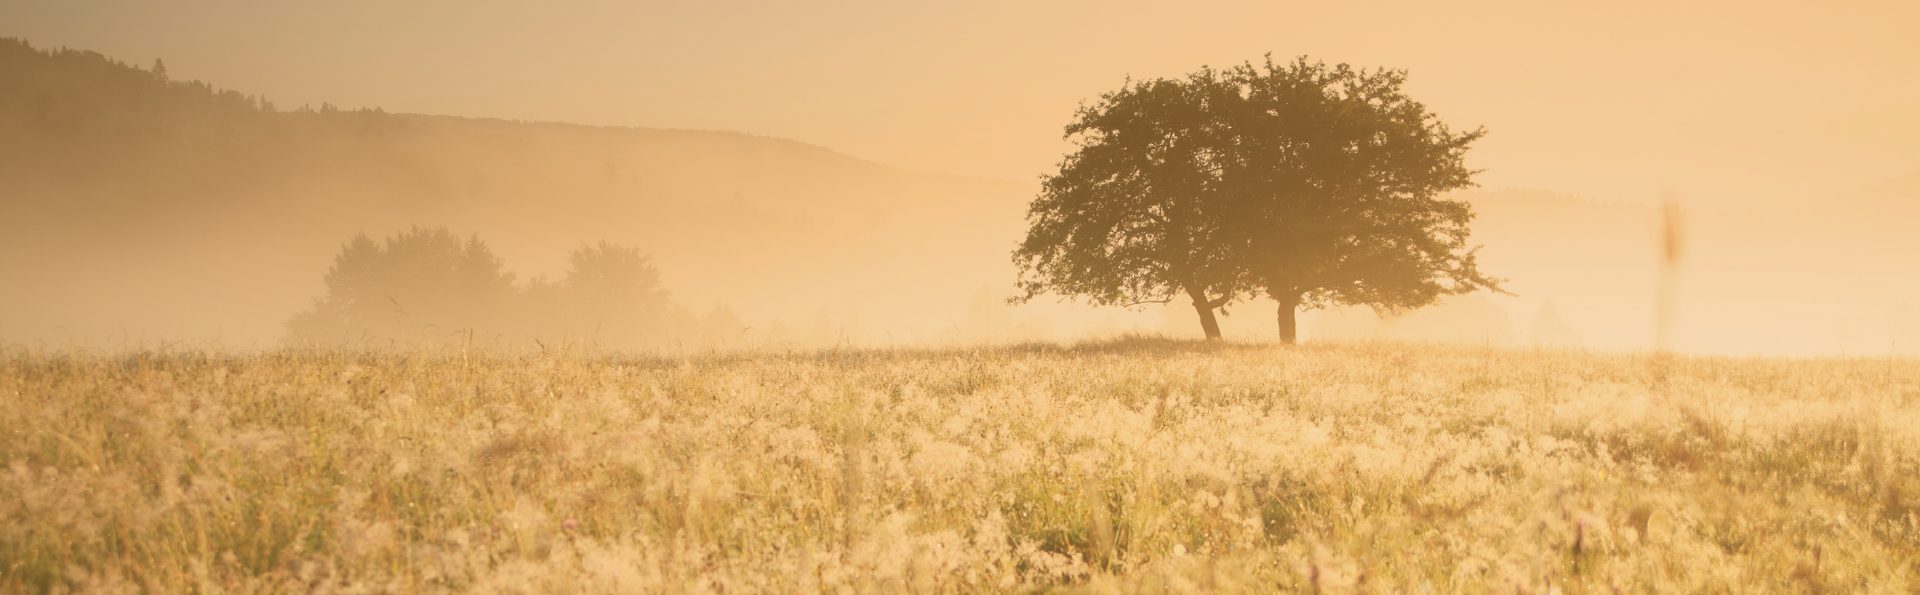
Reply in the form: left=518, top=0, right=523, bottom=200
left=3, top=2, right=1918, bottom=356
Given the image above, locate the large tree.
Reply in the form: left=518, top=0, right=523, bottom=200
left=1012, top=72, right=1247, bottom=339
left=1015, top=57, right=1499, bottom=342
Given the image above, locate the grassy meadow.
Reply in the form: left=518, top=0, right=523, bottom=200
left=2, top=339, right=1917, bottom=592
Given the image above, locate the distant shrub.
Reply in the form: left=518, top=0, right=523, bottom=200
left=548, top=241, right=678, bottom=348
left=285, top=228, right=683, bottom=349
left=286, top=227, right=517, bottom=346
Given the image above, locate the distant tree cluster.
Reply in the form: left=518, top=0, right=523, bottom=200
left=286, top=227, right=742, bottom=349
left=1015, top=56, right=1500, bottom=343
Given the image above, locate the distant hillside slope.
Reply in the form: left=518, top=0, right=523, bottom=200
left=0, top=38, right=1029, bottom=346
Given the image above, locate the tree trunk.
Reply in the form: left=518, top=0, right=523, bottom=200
left=1187, top=289, right=1223, bottom=341
left=1276, top=293, right=1299, bottom=345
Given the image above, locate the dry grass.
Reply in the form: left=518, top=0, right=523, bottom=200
left=2, top=338, right=1917, bottom=592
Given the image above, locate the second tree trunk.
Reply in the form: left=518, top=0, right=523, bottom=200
left=1276, top=294, right=1298, bottom=344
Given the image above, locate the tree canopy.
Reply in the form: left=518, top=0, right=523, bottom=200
left=1014, top=56, right=1499, bottom=342
left=1012, top=72, right=1247, bottom=338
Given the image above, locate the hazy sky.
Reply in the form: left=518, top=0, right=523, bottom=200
left=6, top=0, right=1917, bottom=205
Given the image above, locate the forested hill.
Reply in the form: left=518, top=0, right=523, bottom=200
left=0, top=38, right=1029, bottom=347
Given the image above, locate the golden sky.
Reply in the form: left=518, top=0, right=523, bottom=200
left=7, top=0, right=1916, bottom=202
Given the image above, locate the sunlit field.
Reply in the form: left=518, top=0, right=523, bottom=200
left=3, top=339, right=1917, bottom=592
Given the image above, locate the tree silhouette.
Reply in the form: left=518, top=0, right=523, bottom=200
left=286, top=230, right=689, bottom=348
left=1015, top=56, right=1498, bottom=342
left=1221, top=58, right=1496, bottom=343
left=557, top=241, right=673, bottom=347
left=1012, top=72, right=1247, bottom=340
left=285, top=227, right=517, bottom=345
